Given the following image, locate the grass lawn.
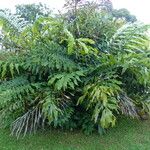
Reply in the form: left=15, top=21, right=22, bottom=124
left=0, top=118, right=150, bottom=150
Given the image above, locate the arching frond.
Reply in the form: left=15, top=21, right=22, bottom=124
left=23, top=41, right=78, bottom=76
left=0, top=11, right=29, bottom=33
left=0, top=77, right=42, bottom=110
left=108, top=22, right=150, bottom=53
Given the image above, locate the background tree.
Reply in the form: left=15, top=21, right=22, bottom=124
left=15, top=3, right=51, bottom=23
left=91, top=0, right=137, bottom=22
left=99, top=0, right=113, bottom=12
left=112, top=8, right=137, bottom=23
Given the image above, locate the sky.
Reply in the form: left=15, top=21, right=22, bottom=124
left=0, top=0, right=150, bottom=23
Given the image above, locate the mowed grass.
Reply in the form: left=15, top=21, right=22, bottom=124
left=0, top=118, right=150, bottom=150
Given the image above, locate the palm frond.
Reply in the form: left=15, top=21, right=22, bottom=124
left=0, top=11, right=29, bottom=33
left=118, top=93, right=138, bottom=117
left=108, top=22, right=150, bottom=53
left=11, top=107, right=44, bottom=139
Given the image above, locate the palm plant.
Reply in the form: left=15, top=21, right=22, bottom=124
left=0, top=3, right=150, bottom=138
